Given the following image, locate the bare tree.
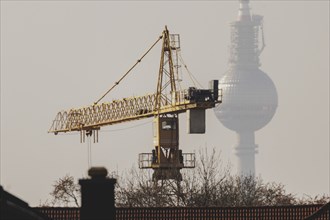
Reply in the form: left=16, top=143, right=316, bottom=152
left=296, top=194, right=330, bottom=205
left=185, top=148, right=303, bottom=207
left=116, top=147, right=324, bottom=207
left=182, top=148, right=230, bottom=207
left=49, top=174, right=80, bottom=207
left=116, top=148, right=232, bottom=207
left=116, top=167, right=182, bottom=207
left=45, top=148, right=329, bottom=208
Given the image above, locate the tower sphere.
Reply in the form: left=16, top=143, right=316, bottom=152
left=214, top=67, right=278, bottom=132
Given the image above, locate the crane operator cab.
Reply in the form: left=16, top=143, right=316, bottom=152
left=153, top=116, right=179, bottom=151
left=152, top=115, right=182, bottom=181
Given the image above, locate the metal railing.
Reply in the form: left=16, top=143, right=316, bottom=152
left=138, top=153, right=195, bottom=169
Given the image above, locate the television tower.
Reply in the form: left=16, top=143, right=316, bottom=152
left=214, top=0, right=278, bottom=175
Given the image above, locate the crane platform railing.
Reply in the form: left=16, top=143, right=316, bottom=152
left=138, top=152, right=195, bottom=169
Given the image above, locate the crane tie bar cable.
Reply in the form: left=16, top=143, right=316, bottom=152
left=178, top=52, right=203, bottom=89
left=94, top=35, right=163, bottom=105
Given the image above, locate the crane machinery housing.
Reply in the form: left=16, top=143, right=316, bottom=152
left=49, top=26, right=222, bottom=181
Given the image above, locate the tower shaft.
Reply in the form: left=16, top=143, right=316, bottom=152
left=235, top=131, right=258, bottom=175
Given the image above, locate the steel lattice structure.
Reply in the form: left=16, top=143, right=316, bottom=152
left=49, top=26, right=221, bottom=181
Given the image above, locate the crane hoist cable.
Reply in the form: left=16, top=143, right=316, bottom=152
left=94, top=35, right=163, bottom=105
left=87, top=135, right=92, bottom=168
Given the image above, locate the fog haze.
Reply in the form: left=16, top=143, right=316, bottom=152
left=0, top=1, right=329, bottom=206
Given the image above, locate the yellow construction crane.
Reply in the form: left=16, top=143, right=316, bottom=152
left=49, top=26, right=221, bottom=181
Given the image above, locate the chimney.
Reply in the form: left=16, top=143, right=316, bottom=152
left=79, top=167, right=116, bottom=220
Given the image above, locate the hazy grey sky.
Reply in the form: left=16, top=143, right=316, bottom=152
left=1, top=1, right=329, bottom=206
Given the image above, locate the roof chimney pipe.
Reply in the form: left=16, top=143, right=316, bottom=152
left=79, top=167, right=116, bottom=220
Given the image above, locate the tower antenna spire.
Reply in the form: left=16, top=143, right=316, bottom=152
left=238, top=0, right=251, bottom=21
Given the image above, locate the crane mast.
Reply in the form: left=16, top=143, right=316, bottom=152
left=49, top=26, right=222, bottom=181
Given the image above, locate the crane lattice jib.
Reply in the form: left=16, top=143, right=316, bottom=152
left=49, top=26, right=221, bottom=134
left=49, top=90, right=219, bottom=134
